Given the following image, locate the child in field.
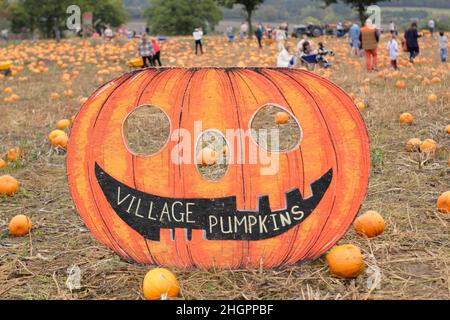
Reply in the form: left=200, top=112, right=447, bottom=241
left=387, top=33, right=399, bottom=70
left=439, top=32, right=448, bottom=63
left=151, top=39, right=162, bottom=66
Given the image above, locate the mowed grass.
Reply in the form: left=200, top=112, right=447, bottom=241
left=0, top=34, right=449, bottom=300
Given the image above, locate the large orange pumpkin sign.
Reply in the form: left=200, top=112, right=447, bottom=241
left=67, top=68, right=370, bottom=268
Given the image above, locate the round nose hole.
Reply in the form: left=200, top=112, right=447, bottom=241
left=195, top=130, right=230, bottom=181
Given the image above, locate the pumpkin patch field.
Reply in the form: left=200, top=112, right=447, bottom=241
left=0, top=35, right=449, bottom=300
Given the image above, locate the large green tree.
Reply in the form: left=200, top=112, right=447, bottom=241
left=145, top=0, right=223, bottom=36
left=8, top=0, right=128, bottom=38
left=321, top=0, right=390, bottom=25
left=218, top=0, right=265, bottom=37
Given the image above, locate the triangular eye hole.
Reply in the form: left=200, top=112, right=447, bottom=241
left=250, top=104, right=302, bottom=153
left=123, top=104, right=171, bottom=157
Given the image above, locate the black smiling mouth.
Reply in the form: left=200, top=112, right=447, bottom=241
left=95, top=163, right=333, bottom=242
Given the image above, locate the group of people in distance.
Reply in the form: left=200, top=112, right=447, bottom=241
left=224, top=22, right=288, bottom=50
left=350, top=18, right=447, bottom=72
left=138, top=33, right=162, bottom=67
left=135, top=18, right=448, bottom=70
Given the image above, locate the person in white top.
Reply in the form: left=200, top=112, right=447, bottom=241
left=438, top=32, right=448, bottom=63
left=277, top=45, right=294, bottom=67
left=387, top=33, right=399, bottom=70
left=240, top=22, right=248, bottom=39
left=389, top=21, right=396, bottom=35
left=428, top=19, right=435, bottom=38
left=275, top=26, right=287, bottom=52
left=193, top=28, right=204, bottom=55
left=104, top=27, right=113, bottom=40
left=1, top=29, right=8, bottom=42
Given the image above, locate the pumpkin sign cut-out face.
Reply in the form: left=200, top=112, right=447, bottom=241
left=67, top=67, right=370, bottom=269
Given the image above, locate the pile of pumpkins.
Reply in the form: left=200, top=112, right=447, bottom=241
left=0, top=148, right=21, bottom=197
left=48, top=118, right=73, bottom=150
left=401, top=113, right=449, bottom=161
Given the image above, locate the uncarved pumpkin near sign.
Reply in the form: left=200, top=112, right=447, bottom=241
left=67, top=67, right=370, bottom=269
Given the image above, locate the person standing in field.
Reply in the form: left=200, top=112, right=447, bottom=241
left=276, top=25, right=287, bottom=51
left=193, top=28, right=204, bottom=55
left=138, top=33, right=155, bottom=67
left=240, top=22, right=248, bottom=39
left=387, top=33, right=399, bottom=70
left=389, top=21, right=397, bottom=35
left=151, top=39, right=162, bottom=66
left=428, top=19, right=435, bottom=38
left=1, top=29, right=8, bottom=42
left=348, top=22, right=361, bottom=57
left=359, top=19, right=380, bottom=72
left=255, top=23, right=264, bottom=49
left=225, top=25, right=235, bottom=42
left=439, top=32, right=448, bottom=63
left=404, top=22, right=422, bottom=63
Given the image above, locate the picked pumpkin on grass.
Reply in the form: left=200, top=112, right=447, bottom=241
left=4, top=87, right=13, bottom=94
left=143, top=268, right=179, bottom=300
left=326, top=244, right=365, bottom=279
left=437, top=191, right=450, bottom=214
left=354, top=210, right=385, bottom=238
left=56, top=119, right=71, bottom=130
left=48, top=130, right=69, bottom=149
left=419, top=139, right=438, bottom=153
left=395, top=80, right=406, bottom=89
left=275, top=111, right=289, bottom=124
left=8, top=214, right=32, bottom=236
left=399, top=112, right=413, bottom=125
left=445, top=125, right=450, bottom=134
left=6, top=147, right=21, bottom=161
left=405, top=138, right=421, bottom=152
left=356, top=101, right=366, bottom=110
left=196, top=148, right=218, bottom=166
left=50, top=92, right=60, bottom=101
left=428, top=94, right=438, bottom=103
left=0, top=159, right=6, bottom=170
left=0, top=175, right=20, bottom=196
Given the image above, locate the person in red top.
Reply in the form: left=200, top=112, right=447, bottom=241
left=151, top=39, right=162, bottom=66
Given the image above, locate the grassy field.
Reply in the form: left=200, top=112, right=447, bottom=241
left=0, top=34, right=449, bottom=300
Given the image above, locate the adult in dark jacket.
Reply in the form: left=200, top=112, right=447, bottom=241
left=404, top=23, right=422, bottom=63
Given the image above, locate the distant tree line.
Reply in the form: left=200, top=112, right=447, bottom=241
left=2, top=0, right=128, bottom=38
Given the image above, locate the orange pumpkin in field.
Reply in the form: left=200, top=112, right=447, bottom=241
left=7, top=148, right=21, bottom=161
left=437, top=191, right=450, bottom=214
left=196, top=148, right=218, bottom=166
left=67, top=68, right=370, bottom=268
left=56, top=119, right=71, bottom=130
left=428, top=94, right=438, bottom=103
left=0, top=175, right=20, bottom=196
left=0, top=159, right=6, bottom=170
left=275, top=111, right=289, bottom=124
left=399, top=113, right=413, bottom=125
left=8, top=214, right=32, bottom=236
left=326, top=244, right=364, bottom=278
left=354, top=210, right=385, bottom=238
left=395, top=80, right=406, bottom=89
left=405, top=138, right=421, bottom=152
left=419, top=139, right=438, bottom=153
left=143, top=268, right=179, bottom=300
